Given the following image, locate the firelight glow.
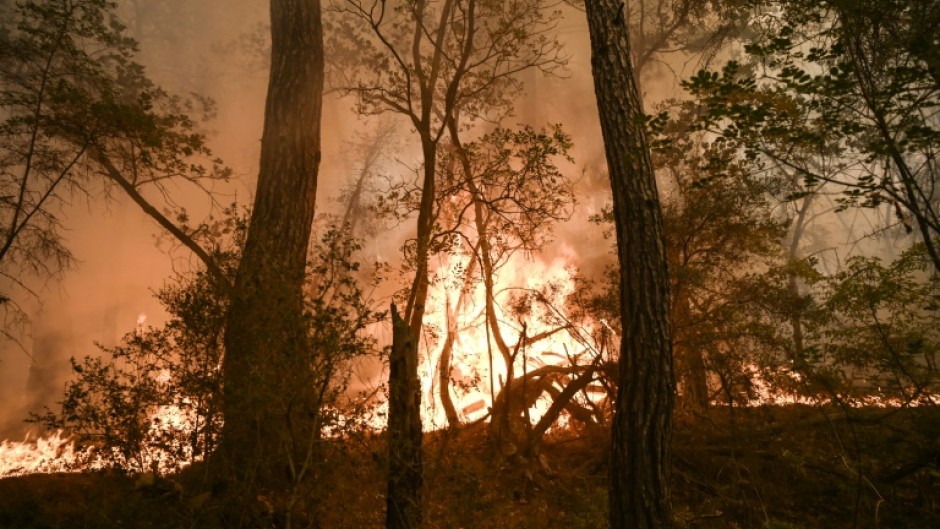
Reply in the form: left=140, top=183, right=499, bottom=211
left=0, top=255, right=610, bottom=478
left=0, top=431, right=85, bottom=478
left=2, top=249, right=928, bottom=479
left=416, top=252, right=608, bottom=431
left=0, top=404, right=203, bottom=478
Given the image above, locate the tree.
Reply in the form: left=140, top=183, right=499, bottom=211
left=0, top=0, right=232, bottom=349
left=584, top=2, right=675, bottom=528
left=677, top=1, right=940, bottom=403
left=685, top=0, right=940, bottom=273
left=621, top=0, right=748, bottom=78
left=329, top=2, right=565, bottom=526
left=438, top=124, right=575, bottom=446
left=649, top=104, right=787, bottom=409
left=216, top=0, right=325, bottom=521
left=3, top=1, right=333, bottom=522
left=36, top=211, right=379, bottom=481
left=578, top=100, right=793, bottom=411
left=31, top=219, right=241, bottom=472
left=0, top=0, right=232, bottom=275
left=817, top=245, right=940, bottom=404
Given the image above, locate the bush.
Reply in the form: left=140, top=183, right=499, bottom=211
left=33, top=214, right=383, bottom=473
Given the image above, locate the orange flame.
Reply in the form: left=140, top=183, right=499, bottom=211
left=418, top=251, right=605, bottom=430
left=0, top=431, right=89, bottom=478
left=2, top=255, right=606, bottom=476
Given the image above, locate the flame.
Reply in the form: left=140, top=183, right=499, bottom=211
left=336, top=251, right=608, bottom=433
left=6, top=257, right=936, bottom=477
left=0, top=402, right=202, bottom=479
left=1, top=253, right=606, bottom=476
left=417, top=251, right=606, bottom=431
left=0, top=431, right=89, bottom=478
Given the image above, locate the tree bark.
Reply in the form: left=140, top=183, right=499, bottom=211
left=217, top=0, right=324, bottom=504
left=387, top=4, right=458, bottom=524
left=584, top=3, right=675, bottom=529
left=388, top=304, right=423, bottom=529
left=386, top=132, right=435, bottom=529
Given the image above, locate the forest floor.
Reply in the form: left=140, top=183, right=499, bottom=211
left=1, top=405, right=938, bottom=529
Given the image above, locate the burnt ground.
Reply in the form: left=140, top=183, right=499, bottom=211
left=1, top=405, right=938, bottom=529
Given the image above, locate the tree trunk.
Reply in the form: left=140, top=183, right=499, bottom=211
left=787, top=195, right=812, bottom=365
left=673, top=285, right=708, bottom=409
left=682, top=345, right=709, bottom=409
left=446, top=116, right=515, bottom=418
left=438, top=253, right=477, bottom=428
left=387, top=304, right=423, bottom=529
left=217, top=0, right=324, bottom=507
left=437, top=321, right=461, bottom=428
left=584, top=3, right=675, bottom=529
left=385, top=128, right=435, bottom=529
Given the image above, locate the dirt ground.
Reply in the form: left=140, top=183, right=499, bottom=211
left=1, top=405, right=938, bottom=529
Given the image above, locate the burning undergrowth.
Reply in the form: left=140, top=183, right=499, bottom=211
left=4, top=239, right=939, bottom=479
left=0, top=238, right=615, bottom=479
left=4, top=234, right=940, bottom=487
left=3, top=216, right=384, bottom=478
left=417, top=250, right=613, bottom=433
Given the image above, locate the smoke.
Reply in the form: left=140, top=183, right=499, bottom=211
left=0, top=1, right=697, bottom=438
left=0, top=0, right=270, bottom=436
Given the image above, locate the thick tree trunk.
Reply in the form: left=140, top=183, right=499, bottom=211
left=584, top=3, right=675, bottom=529
left=387, top=304, right=423, bottom=529
left=217, top=0, right=324, bottom=504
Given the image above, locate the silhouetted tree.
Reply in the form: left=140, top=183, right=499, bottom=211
left=330, top=2, right=564, bottom=526
left=584, top=2, right=675, bottom=528
left=686, top=0, right=940, bottom=274
left=0, top=0, right=231, bottom=341
left=217, top=0, right=325, bottom=522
